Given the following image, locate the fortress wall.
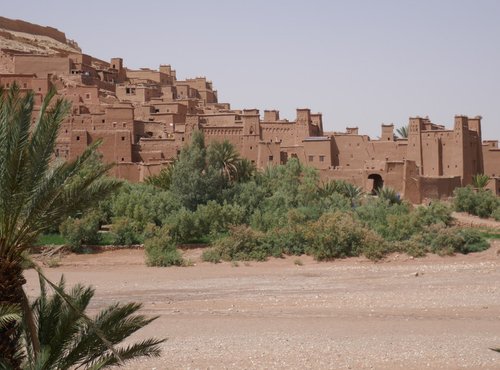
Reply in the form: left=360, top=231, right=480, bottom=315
left=0, top=16, right=67, bottom=43
left=14, top=54, right=70, bottom=76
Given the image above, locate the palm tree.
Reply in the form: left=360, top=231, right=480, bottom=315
left=234, top=158, right=256, bottom=182
left=6, top=276, right=164, bottom=369
left=207, top=140, right=240, bottom=182
left=338, top=181, right=364, bottom=207
left=0, top=85, right=121, bottom=368
left=319, top=179, right=342, bottom=197
left=472, top=174, right=490, bottom=189
left=396, top=125, right=408, bottom=139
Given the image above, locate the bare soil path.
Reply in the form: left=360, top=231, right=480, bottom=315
left=25, top=243, right=500, bottom=370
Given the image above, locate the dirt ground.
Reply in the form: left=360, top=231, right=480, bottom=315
left=24, top=241, right=500, bottom=370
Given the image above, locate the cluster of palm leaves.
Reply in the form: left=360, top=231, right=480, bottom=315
left=319, top=179, right=364, bottom=206
left=472, top=174, right=490, bottom=189
left=396, top=125, right=408, bottom=139
left=375, top=186, right=402, bottom=204
left=0, top=85, right=163, bottom=369
left=1, top=276, right=164, bottom=369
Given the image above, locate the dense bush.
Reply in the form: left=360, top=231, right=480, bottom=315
left=493, top=207, right=500, bottom=221
left=400, top=225, right=489, bottom=256
left=304, top=212, right=368, bottom=260
left=166, top=201, right=246, bottom=243
left=59, top=212, right=102, bottom=252
left=205, top=226, right=270, bottom=262
left=144, top=226, right=184, bottom=267
left=109, top=183, right=180, bottom=227
left=110, top=217, right=143, bottom=245
left=453, top=186, right=499, bottom=218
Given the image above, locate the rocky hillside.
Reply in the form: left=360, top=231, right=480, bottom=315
left=0, top=16, right=81, bottom=73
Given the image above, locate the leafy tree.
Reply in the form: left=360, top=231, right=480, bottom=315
left=0, top=85, right=121, bottom=368
left=169, top=131, right=224, bottom=210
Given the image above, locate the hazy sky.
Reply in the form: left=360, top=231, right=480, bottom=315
left=2, top=0, right=499, bottom=139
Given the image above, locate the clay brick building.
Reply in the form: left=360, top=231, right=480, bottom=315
left=1, top=19, right=499, bottom=202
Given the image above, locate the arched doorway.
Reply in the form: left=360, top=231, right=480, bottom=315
left=368, top=174, right=384, bottom=194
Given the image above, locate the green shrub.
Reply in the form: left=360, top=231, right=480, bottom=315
left=201, top=248, right=222, bottom=263
left=210, top=225, right=269, bottom=261
left=144, top=226, right=183, bottom=267
left=362, top=230, right=392, bottom=261
left=166, top=201, right=246, bottom=243
left=429, top=227, right=465, bottom=255
left=376, top=187, right=401, bottom=205
left=492, top=207, right=500, bottom=221
left=304, top=212, right=367, bottom=260
left=453, top=186, right=499, bottom=218
left=403, top=225, right=490, bottom=256
left=412, top=202, right=453, bottom=227
left=59, top=212, right=102, bottom=252
left=395, top=238, right=427, bottom=258
left=474, top=190, right=499, bottom=218
left=261, top=226, right=306, bottom=256
left=456, top=228, right=489, bottom=254
left=356, top=198, right=412, bottom=240
left=110, top=217, right=143, bottom=245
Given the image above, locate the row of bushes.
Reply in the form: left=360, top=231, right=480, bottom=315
left=201, top=203, right=488, bottom=263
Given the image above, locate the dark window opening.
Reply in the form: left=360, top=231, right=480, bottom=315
left=76, top=136, right=80, bottom=141
left=268, top=155, right=273, bottom=161
left=368, top=174, right=384, bottom=195
left=121, top=136, right=125, bottom=141
left=308, top=155, right=314, bottom=162
left=319, top=155, right=325, bottom=162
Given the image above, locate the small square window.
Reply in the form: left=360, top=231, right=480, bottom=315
left=268, top=155, right=273, bottom=161
left=121, top=136, right=125, bottom=141
left=76, top=136, right=80, bottom=141
left=308, top=155, right=314, bottom=162
left=319, top=155, right=325, bottom=162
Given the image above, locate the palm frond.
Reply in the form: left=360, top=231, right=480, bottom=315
left=0, top=304, right=21, bottom=330
left=396, top=125, right=408, bottom=139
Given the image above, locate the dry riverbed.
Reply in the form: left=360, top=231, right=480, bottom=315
left=25, top=242, right=500, bottom=369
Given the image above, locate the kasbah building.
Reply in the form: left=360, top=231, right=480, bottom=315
left=1, top=17, right=500, bottom=204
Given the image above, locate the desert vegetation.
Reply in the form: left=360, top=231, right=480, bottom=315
left=41, top=130, right=493, bottom=266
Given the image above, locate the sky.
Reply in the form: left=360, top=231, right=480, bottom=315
left=2, top=0, right=499, bottom=139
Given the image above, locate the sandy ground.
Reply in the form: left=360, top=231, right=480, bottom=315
left=24, top=243, right=500, bottom=370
